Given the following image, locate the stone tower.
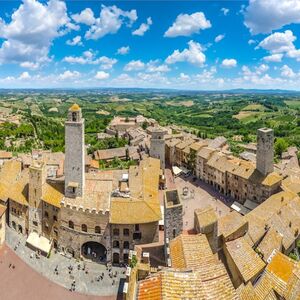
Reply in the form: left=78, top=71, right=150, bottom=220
left=150, top=127, right=166, bottom=169
left=256, top=128, right=274, bottom=176
left=28, top=161, right=46, bottom=234
left=64, top=104, right=85, bottom=198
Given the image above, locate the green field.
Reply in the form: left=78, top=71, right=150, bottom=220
left=0, top=91, right=300, bottom=156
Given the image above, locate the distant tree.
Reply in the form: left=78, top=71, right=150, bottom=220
left=142, top=121, right=148, bottom=130
left=274, top=138, right=288, bottom=157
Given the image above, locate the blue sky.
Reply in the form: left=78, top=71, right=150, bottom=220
left=1, top=0, right=300, bottom=89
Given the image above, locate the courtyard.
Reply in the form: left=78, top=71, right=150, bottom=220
left=164, top=168, right=232, bottom=231
left=5, top=226, right=125, bottom=298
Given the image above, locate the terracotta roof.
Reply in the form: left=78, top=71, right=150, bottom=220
left=237, top=282, right=277, bottom=300
left=225, top=236, right=266, bottom=283
left=0, top=151, right=12, bottom=159
left=255, top=251, right=297, bottom=298
left=41, top=182, right=64, bottom=208
left=138, top=275, right=162, bottom=300
left=169, top=234, right=216, bottom=269
left=138, top=265, right=238, bottom=300
left=218, top=210, right=248, bottom=240
left=0, top=204, right=6, bottom=217
left=9, top=169, right=29, bottom=206
left=243, top=213, right=266, bottom=246
left=189, top=141, right=207, bottom=152
left=229, top=159, right=282, bottom=186
left=282, top=175, right=300, bottom=194
left=110, top=157, right=161, bottom=224
left=94, top=146, right=137, bottom=160
left=175, top=139, right=195, bottom=150
left=257, top=228, right=283, bottom=263
left=197, top=147, right=216, bottom=160
left=194, top=205, right=217, bottom=229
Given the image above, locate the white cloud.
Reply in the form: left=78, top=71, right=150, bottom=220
left=19, top=71, right=31, bottom=80
left=71, top=8, right=95, bottom=26
left=255, top=64, right=269, bottom=74
left=132, top=17, right=152, bottom=36
left=280, top=65, right=296, bottom=78
left=221, top=58, right=237, bottom=68
left=258, top=30, right=300, bottom=62
left=117, top=46, right=130, bottom=55
left=66, top=35, right=83, bottom=46
left=258, top=30, right=296, bottom=53
left=124, top=60, right=145, bottom=71
left=97, top=56, right=118, bottom=70
left=85, top=5, right=137, bottom=40
left=63, top=51, right=117, bottom=69
left=215, top=34, right=225, bottom=43
left=263, top=53, right=283, bottom=62
left=221, top=8, right=229, bottom=16
left=58, top=70, right=80, bottom=80
left=248, top=39, right=256, bottom=45
left=164, top=12, right=211, bottom=37
left=146, top=60, right=170, bottom=73
left=0, top=0, right=69, bottom=67
left=20, top=61, right=40, bottom=70
left=94, top=71, right=110, bottom=80
left=286, top=49, right=300, bottom=61
left=244, top=0, right=300, bottom=34
left=165, top=40, right=206, bottom=67
left=179, top=73, right=190, bottom=81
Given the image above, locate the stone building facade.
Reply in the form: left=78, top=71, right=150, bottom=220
left=164, top=189, right=183, bottom=243
left=150, top=127, right=167, bottom=169
left=256, top=128, right=274, bottom=176
left=64, top=104, right=85, bottom=198
left=2, top=105, right=162, bottom=264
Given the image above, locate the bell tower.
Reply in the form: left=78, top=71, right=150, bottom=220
left=64, top=104, right=85, bottom=198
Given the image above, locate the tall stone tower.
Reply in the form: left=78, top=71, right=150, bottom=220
left=150, top=127, right=166, bottom=169
left=28, top=161, right=46, bottom=234
left=64, top=104, right=85, bottom=198
left=256, top=128, right=274, bottom=176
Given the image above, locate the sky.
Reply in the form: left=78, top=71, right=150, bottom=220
left=1, top=0, right=300, bottom=90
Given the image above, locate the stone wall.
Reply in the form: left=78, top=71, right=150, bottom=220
left=9, top=200, right=27, bottom=235
left=59, top=206, right=110, bottom=259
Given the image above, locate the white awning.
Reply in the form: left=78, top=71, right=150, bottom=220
left=26, top=232, right=52, bottom=255
left=231, top=202, right=251, bottom=216
left=172, top=166, right=182, bottom=176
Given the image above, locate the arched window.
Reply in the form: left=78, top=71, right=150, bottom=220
left=44, top=211, right=49, bottom=218
left=123, top=228, right=129, bottom=236
left=123, top=241, right=129, bottom=249
left=68, top=220, right=74, bottom=229
left=113, top=228, right=119, bottom=236
left=81, top=224, right=87, bottom=232
left=113, top=240, right=120, bottom=248
left=95, top=226, right=101, bottom=234
left=72, top=112, right=77, bottom=122
left=53, top=215, right=57, bottom=222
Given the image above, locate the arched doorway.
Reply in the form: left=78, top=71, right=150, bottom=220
left=81, top=241, right=106, bottom=263
left=18, top=225, right=23, bottom=234
left=113, top=252, right=119, bottom=264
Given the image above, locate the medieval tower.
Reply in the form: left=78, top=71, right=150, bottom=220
left=64, top=104, right=85, bottom=198
left=28, top=161, right=46, bottom=234
left=150, top=127, right=166, bottom=169
left=256, top=128, right=274, bottom=176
